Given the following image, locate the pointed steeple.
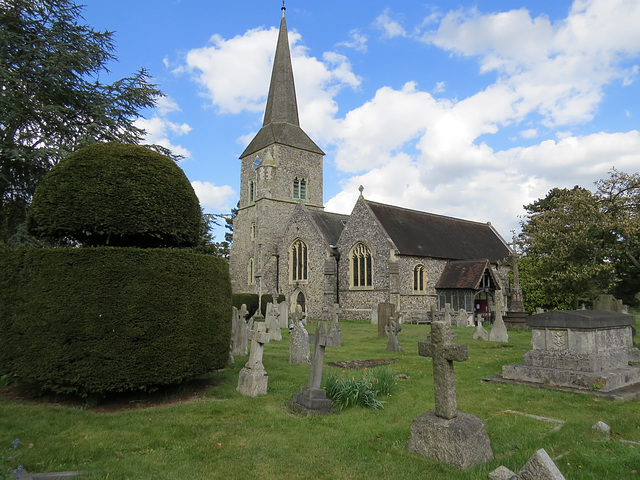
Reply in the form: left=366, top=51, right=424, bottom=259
left=262, top=7, right=299, bottom=126
left=241, top=6, right=323, bottom=158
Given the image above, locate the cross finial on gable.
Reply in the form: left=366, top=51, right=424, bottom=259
left=358, top=185, right=364, bottom=196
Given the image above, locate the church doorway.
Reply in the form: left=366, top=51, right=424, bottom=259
left=291, top=289, right=306, bottom=314
left=296, top=291, right=306, bottom=312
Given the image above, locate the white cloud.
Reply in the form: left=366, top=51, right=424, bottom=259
left=191, top=181, right=236, bottom=213
left=519, top=128, right=538, bottom=139
left=338, top=30, right=368, bottom=52
left=135, top=115, right=192, bottom=159
left=156, top=95, right=181, bottom=115
left=374, top=9, right=408, bottom=39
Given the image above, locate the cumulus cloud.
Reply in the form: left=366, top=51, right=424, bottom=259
left=338, top=30, right=368, bottom=52
left=135, top=115, right=192, bottom=159
left=374, top=9, right=408, bottom=39
left=191, top=181, right=236, bottom=213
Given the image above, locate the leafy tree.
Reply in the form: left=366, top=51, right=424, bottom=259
left=0, top=0, right=165, bottom=244
left=596, top=168, right=640, bottom=304
left=518, top=186, right=615, bottom=309
left=194, top=212, right=231, bottom=259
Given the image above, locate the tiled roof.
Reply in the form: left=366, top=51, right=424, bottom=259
left=309, top=210, right=348, bottom=245
left=435, top=259, right=500, bottom=289
left=366, top=200, right=510, bottom=262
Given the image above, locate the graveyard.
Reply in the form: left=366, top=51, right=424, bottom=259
left=2, top=318, right=639, bottom=479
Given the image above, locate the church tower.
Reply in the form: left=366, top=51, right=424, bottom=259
left=229, top=5, right=325, bottom=297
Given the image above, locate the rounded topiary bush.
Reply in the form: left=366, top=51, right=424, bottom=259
left=0, top=248, right=232, bottom=396
left=28, top=143, right=202, bottom=247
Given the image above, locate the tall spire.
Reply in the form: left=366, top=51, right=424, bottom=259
left=262, top=5, right=299, bottom=126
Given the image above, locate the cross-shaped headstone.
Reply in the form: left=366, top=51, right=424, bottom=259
left=238, top=304, right=249, bottom=322
left=247, top=322, right=270, bottom=368
left=418, top=320, right=468, bottom=420
left=307, top=322, right=335, bottom=389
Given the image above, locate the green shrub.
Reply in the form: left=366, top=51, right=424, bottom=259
left=322, top=367, right=397, bottom=410
left=27, top=143, right=202, bottom=248
left=0, top=248, right=232, bottom=397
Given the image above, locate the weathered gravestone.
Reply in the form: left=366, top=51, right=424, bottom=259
left=408, top=321, right=494, bottom=469
left=489, top=448, right=566, bottom=480
left=378, top=302, right=395, bottom=338
left=329, top=303, right=342, bottom=346
left=386, top=318, right=403, bottom=352
left=502, top=310, right=640, bottom=392
left=489, top=310, right=509, bottom=343
left=237, top=322, right=270, bottom=396
left=290, top=322, right=336, bottom=414
left=289, top=305, right=310, bottom=364
left=371, top=304, right=379, bottom=325
left=265, top=302, right=282, bottom=341
left=473, top=317, right=489, bottom=341
left=455, top=309, right=469, bottom=328
left=279, top=301, right=289, bottom=328
left=444, top=303, right=453, bottom=326
left=231, top=304, right=249, bottom=356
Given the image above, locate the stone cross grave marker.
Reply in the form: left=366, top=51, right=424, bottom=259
left=418, top=320, right=468, bottom=419
left=237, top=322, right=270, bottom=396
left=289, top=305, right=310, bottom=364
left=291, top=321, right=336, bottom=413
left=408, top=320, right=494, bottom=469
left=473, top=316, right=489, bottom=341
left=385, top=317, right=403, bottom=352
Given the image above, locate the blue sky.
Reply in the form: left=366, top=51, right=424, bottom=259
left=80, top=0, right=640, bottom=242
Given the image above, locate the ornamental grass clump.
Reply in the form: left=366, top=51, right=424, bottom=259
left=322, top=367, right=397, bottom=411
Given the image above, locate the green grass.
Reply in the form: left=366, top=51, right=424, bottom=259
left=1, top=321, right=639, bottom=479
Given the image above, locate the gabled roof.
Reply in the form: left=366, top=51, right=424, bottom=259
left=365, top=200, right=510, bottom=263
left=240, top=8, right=324, bottom=158
left=436, top=259, right=501, bottom=290
left=308, top=210, right=348, bottom=246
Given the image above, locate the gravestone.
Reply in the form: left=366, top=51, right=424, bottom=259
left=237, top=322, right=270, bottom=396
left=231, top=306, right=239, bottom=333
left=408, top=321, right=493, bottom=469
left=490, top=448, right=566, bottom=480
left=329, top=303, right=342, bottom=346
left=265, top=302, right=282, bottom=341
left=473, top=317, right=489, bottom=341
left=289, top=306, right=310, bottom=364
left=455, top=309, right=468, bottom=328
left=279, top=301, right=289, bottom=328
left=291, top=322, right=336, bottom=414
left=502, top=310, right=640, bottom=392
left=378, top=303, right=395, bottom=338
left=385, top=318, right=403, bottom=352
left=489, top=310, right=509, bottom=343
left=371, top=305, right=379, bottom=325
left=231, top=304, right=249, bottom=356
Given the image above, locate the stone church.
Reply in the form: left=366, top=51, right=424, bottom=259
left=229, top=7, right=513, bottom=321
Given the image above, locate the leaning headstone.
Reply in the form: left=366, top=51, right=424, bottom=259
left=231, top=304, right=249, bottom=357
left=265, top=302, right=282, bottom=341
left=592, top=421, right=611, bottom=438
left=328, top=303, right=342, bottom=346
left=378, top=303, right=395, bottom=338
left=488, top=465, right=517, bottom=480
left=290, top=306, right=310, bottom=364
left=489, top=310, right=509, bottom=343
left=455, top=309, right=468, bottom=328
left=386, top=318, right=403, bottom=352
left=290, top=322, right=337, bottom=414
left=517, top=449, right=565, bottom=480
left=407, top=321, right=493, bottom=469
left=237, top=322, right=270, bottom=396
left=473, top=317, right=489, bottom=341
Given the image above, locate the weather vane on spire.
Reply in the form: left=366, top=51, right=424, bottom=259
left=282, top=0, right=286, bottom=11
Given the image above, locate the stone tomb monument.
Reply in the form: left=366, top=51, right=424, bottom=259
left=237, top=322, right=270, bottom=396
left=408, top=321, right=494, bottom=469
left=502, top=310, right=640, bottom=392
left=290, top=322, right=337, bottom=414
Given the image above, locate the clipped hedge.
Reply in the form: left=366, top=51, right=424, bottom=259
left=27, top=143, right=202, bottom=247
left=0, top=248, right=231, bottom=396
left=232, top=294, right=285, bottom=317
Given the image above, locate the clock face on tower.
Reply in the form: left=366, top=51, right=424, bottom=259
left=252, top=157, right=262, bottom=170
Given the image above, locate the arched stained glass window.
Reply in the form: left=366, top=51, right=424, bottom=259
left=413, top=264, right=426, bottom=293
left=290, top=239, right=308, bottom=282
left=350, top=242, right=372, bottom=288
